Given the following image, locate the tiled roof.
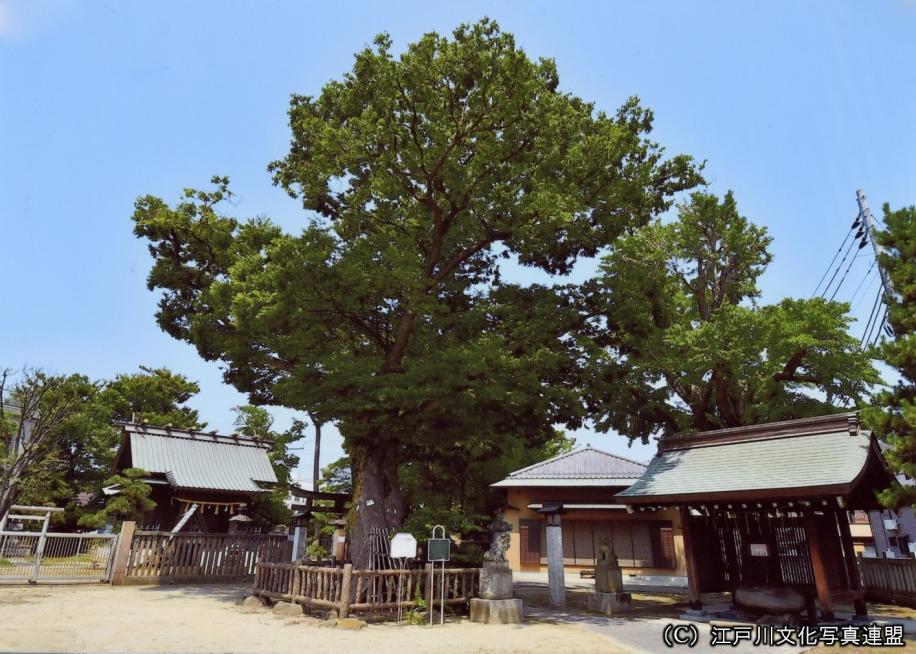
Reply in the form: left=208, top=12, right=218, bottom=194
left=119, top=422, right=277, bottom=493
left=618, top=412, right=879, bottom=502
left=492, top=447, right=647, bottom=487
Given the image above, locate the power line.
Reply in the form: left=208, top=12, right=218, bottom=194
left=852, top=271, right=880, bottom=312
left=848, top=261, right=877, bottom=306
left=821, top=228, right=868, bottom=299
left=828, top=233, right=869, bottom=301
left=870, top=306, right=889, bottom=348
left=811, top=218, right=858, bottom=297
left=860, top=287, right=883, bottom=347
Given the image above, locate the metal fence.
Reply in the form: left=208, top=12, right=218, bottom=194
left=0, top=531, right=117, bottom=583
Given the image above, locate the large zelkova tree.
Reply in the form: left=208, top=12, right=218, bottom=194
left=132, top=19, right=701, bottom=564
left=862, top=204, right=916, bottom=509
left=587, top=191, right=880, bottom=440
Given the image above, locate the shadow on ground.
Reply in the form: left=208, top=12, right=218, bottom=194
left=135, top=582, right=250, bottom=605
left=514, top=581, right=730, bottom=622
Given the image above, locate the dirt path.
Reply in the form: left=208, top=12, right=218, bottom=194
left=0, top=584, right=625, bottom=654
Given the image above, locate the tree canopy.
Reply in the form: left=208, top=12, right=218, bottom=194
left=78, top=467, right=156, bottom=529
left=132, top=18, right=702, bottom=560
left=587, top=191, right=880, bottom=439
left=10, top=367, right=202, bottom=528
left=862, top=203, right=916, bottom=509
left=1, top=370, right=81, bottom=519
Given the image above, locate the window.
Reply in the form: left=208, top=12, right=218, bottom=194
left=650, top=522, right=676, bottom=569
left=573, top=521, right=595, bottom=565
left=534, top=519, right=676, bottom=569
left=519, top=519, right=541, bottom=563
left=749, top=543, right=769, bottom=557
left=850, top=510, right=870, bottom=524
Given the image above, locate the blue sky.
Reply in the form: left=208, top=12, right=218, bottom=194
left=2, top=1, right=915, bottom=480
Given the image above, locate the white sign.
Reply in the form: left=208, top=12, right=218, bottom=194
left=390, top=532, right=418, bottom=559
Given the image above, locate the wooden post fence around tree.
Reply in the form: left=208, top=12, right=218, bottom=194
left=110, top=520, right=137, bottom=586
left=338, top=563, right=353, bottom=618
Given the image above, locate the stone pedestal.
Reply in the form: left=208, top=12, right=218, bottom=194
left=587, top=591, right=632, bottom=615
left=470, top=598, right=525, bottom=624
left=595, top=564, right=624, bottom=593
left=472, top=561, right=525, bottom=624
left=479, top=562, right=513, bottom=600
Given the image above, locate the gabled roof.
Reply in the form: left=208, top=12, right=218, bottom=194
left=492, top=447, right=647, bottom=488
left=117, top=422, right=278, bottom=493
left=617, top=412, right=891, bottom=504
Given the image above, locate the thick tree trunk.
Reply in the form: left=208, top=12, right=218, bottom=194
left=0, top=480, right=19, bottom=523
left=347, top=442, right=405, bottom=569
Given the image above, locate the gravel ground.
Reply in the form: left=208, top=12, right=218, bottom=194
left=0, top=583, right=625, bottom=654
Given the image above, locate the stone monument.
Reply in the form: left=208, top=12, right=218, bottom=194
left=470, top=510, right=525, bottom=624
left=587, top=538, right=632, bottom=614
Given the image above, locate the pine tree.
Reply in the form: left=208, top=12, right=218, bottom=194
left=862, top=203, right=916, bottom=508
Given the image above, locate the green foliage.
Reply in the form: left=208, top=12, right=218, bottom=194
left=102, top=366, right=201, bottom=429
left=0, top=407, right=14, bottom=445
left=2, top=370, right=86, bottom=520
left=78, top=468, right=155, bottom=529
left=305, top=539, right=329, bottom=560
left=318, top=456, right=352, bottom=494
left=300, top=457, right=351, bottom=559
left=589, top=191, right=880, bottom=439
left=130, top=18, right=701, bottom=538
left=406, top=584, right=428, bottom=623
left=862, top=204, right=916, bottom=509
left=13, top=368, right=201, bottom=529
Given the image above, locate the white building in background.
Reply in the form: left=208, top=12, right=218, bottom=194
left=284, top=474, right=309, bottom=510
left=866, top=506, right=916, bottom=558
left=1, top=400, right=34, bottom=452
left=862, top=445, right=916, bottom=559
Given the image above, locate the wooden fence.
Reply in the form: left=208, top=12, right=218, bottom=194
left=254, top=562, right=480, bottom=618
left=111, top=522, right=290, bottom=585
left=860, top=556, right=916, bottom=606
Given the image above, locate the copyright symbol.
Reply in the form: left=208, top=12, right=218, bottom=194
left=663, top=623, right=699, bottom=648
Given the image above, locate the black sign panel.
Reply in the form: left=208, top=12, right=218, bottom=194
left=426, top=538, right=451, bottom=562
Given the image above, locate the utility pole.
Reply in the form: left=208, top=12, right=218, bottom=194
left=856, top=189, right=895, bottom=297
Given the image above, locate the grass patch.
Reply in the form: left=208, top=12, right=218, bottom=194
left=43, top=553, right=96, bottom=564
